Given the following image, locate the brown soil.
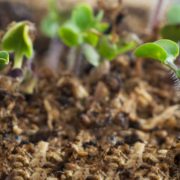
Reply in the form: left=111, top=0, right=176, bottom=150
left=0, top=57, right=179, bottom=180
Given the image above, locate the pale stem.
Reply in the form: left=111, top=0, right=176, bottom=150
left=13, top=53, right=23, bottom=69
left=45, top=38, right=63, bottom=72
left=165, top=56, right=178, bottom=73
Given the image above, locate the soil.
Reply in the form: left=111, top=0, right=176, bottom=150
left=0, top=57, right=179, bottom=180
left=0, top=1, right=179, bottom=179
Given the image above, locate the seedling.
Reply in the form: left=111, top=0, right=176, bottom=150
left=41, top=0, right=71, bottom=71
left=134, top=39, right=180, bottom=78
left=58, top=3, right=136, bottom=67
left=161, top=4, right=180, bottom=41
left=41, top=0, right=62, bottom=38
left=2, top=21, right=34, bottom=69
left=0, top=51, right=9, bottom=67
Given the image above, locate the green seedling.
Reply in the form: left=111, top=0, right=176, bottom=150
left=161, top=4, right=180, bottom=41
left=0, top=51, right=9, bottom=67
left=2, top=21, right=34, bottom=69
left=134, top=39, right=180, bottom=78
left=41, top=0, right=70, bottom=38
left=41, top=2, right=137, bottom=71
left=41, top=0, right=61, bottom=38
left=41, top=0, right=72, bottom=72
left=97, top=36, right=136, bottom=61
left=58, top=3, right=136, bottom=67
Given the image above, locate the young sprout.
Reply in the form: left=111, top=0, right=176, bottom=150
left=58, top=3, right=136, bottom=67
left=161, top=4, right=180, bottom=42
left=97, top=35, right=136, bottom=61
left=2, top=21, right=34, bottom=69
left=134, top=39, right=180, bottom=78
left=0, top=51, right=9, bottom=67
left=41, top=0, right=61, bottom=38
left=58, top=4, right=108, bottom=47
left=41, top=0, right=71, bottom=72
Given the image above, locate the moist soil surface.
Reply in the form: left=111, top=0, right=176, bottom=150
left=0, top=57, right=179, bottom=180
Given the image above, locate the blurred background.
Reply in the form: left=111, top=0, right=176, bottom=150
left=0, top=0, right=179, bottom=70
left=0, top=0, right=175, bottom=34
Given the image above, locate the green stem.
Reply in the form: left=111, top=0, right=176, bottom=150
left=74, top=46, right=82, bottom=75
left=13, top=53, right=23, bottom=69
left=66, top=46, right=82, bottom=75
left=67, top=47, right=77, bottom=72
left=165, top=57, right=180, bottom=78
left=166, top=62, right=178, bottom=72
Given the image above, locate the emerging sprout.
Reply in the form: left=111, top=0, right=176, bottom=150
left=134, top=39, right=180, bottom=78
left=2, top=21, right=34, bottom=69
left=41, top=0, right=61, bottom=38
left=161, top=4, right=180, bottom=41
left=0, top=51, right=9, bottom=66
left=58, top=4, right=108, bottom=47
left=97, top=36, right=136, bottom=61
left=58, top=3, right=136, bottom=67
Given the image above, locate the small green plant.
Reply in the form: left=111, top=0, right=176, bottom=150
left=0, top=51, right=9, bottom=67
left=57, top=3, right=136, bottom=67
left=41, top=0, right=62, bottom=38
left=134, top=39, right=180, bottom=78
left=41, top=2, right=136, bottom=67
left=161, top=4, right=180, bottom=41
left=2, top=21, right=34, bottom=69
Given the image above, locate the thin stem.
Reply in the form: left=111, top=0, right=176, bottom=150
left=66, top=47, right=77, bottom=72
left=148, top=0, right=169, bottom=33
left=74, top=47, right=82, bottom=76
left=166, top=62, right=178, bottom=72
left=152, top=0, right=163, bottom=29
left=165, top=57, right=179, bottom=76
left=13, top=53, right=23, bottom=69
left=66, top=46, right=83, bottom=76
left=67, top=46, right=82, bottom=75
left=45, top=38, right=63, bottom=72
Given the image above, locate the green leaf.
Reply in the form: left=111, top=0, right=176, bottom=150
left=155, top=39, right=179, bottom=59
left=72, top=4, right=94, bottom=31
left=41, top=13, right=60, bottom=37
left=82, top=44, right=100, bottom=66
left=134, top=39, right=180, bottom=77
left=0, top=51, right=9, bottom=66
left=117, top=41, right=136, bottom=55
left=97, top=37, right=118, bottom=60
left=134, top=39, right=179, bottom=64
left=95, top=10, right=104, bottom=22
left=167, top=4, right=180, bottom=25
left=134, top=43, right=168, bottom=63
left=41, top=0, right=58, bottom=37
left=58, top=23, right=82, bottom=47
left=98, top=37, right=136, bottom=60
left=2, top=21, right=33, bottom=59
left=83, top=31, right=99, bottom=46
left=95, top=22, right=109, bottom=32
left=161, top=24, right=180, bottom=42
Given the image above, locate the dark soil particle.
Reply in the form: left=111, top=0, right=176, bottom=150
left=0, top=58, right=180, bottom=179
left=114, top=112, right=129, bottom=129
left=103, top=73, right=122, bottom=92
left=174, top=153, right=180, bottom=166
left=124, top=133, right=143, bottom=145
